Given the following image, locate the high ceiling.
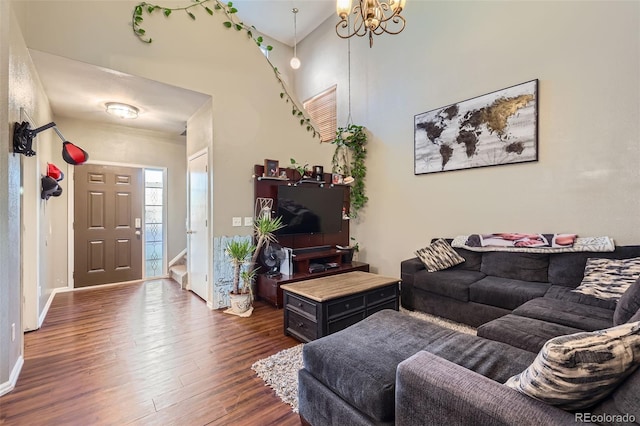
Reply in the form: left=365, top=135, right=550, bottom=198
left=29, top=1, right=335, bottom=136
left=234, top=0, right=335, bottom=46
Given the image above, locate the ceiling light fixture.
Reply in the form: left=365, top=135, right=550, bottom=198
left=290, top=8, right=301, bottom=70
left=336, top=0, right=406, bottom=47
left=105, top=102, right=139, bottom=119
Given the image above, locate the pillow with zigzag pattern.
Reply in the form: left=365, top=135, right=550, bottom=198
left=505, top=321, right=640, bottom=410
left=415, top=239, right=465, bottom=272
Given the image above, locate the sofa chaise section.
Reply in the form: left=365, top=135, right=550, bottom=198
left=299, top=310, right=539, bottom=425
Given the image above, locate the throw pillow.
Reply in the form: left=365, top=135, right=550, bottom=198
left=504, top=321, right=640, bottom=411
left=614, top=277, right=640, bottom=325
left=415, top=239, right=465, bottom=272
left=573, top=257, right=640, bottom=301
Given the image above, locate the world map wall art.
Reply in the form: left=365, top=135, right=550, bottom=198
left=414, top=79, right=538, bottom=175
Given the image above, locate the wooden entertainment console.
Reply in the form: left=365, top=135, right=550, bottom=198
left=253, top=164, right=367, bottom=308
left=258, top=256, right=369, bottom=308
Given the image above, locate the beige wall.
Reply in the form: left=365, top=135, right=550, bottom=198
left=20, top=1, right=333, bottom=240
left=295, top=1, right=640, bottom=277
left=0, top=0, right=19, bottom=393
left=55, top=117, right=188, bottom=263
left=1, top=3, right=55, bottom=393
left=8, top=10, right=57, bottom=331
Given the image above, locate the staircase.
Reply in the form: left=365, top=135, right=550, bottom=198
left=169, top=250, right=188, bottom=289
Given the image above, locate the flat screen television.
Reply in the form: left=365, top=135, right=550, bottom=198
left=276, top=185, right=343, bottom=235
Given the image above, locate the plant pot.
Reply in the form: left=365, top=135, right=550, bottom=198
left=341, top=248, right=355, bottom=263
left=229, top=292, right=252, bottom=314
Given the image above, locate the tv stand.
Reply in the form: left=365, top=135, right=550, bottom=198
left=253, top=163, right=361, bottom=308
left=257, top=256, right=370, bottom=308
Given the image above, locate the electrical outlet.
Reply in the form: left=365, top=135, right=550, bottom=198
left=232, top=217, right=242, bottom=227
left=11, top=323, right=15, bottom=342
left=244, top=217, right=253, bottom=227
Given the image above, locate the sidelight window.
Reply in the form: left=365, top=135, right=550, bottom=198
left=144, top=169, right=165, bottom=277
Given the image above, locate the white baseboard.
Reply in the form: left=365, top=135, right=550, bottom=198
left=0, top=355, right=24, bottom=397
left=38, top=288, right=62, bottom=328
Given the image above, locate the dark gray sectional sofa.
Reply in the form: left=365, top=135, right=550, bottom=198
left=297, top=242, right=640, bottom=425
left=400, top=241, right=640, bottom=329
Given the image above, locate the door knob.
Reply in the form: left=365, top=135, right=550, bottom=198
left=135, top=230, right=141, bottom=236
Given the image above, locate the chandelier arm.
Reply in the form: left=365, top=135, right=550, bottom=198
left=377, top=16, right=405, bottom=35
left=336, top=11, right=368, bottom=39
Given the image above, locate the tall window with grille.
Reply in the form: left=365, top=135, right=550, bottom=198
left=144, top=169, right=165, bottom=277
left=303, top=85, right=337, bottom=143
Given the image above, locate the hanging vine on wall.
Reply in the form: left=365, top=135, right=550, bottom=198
left=332, top=124, right=368, bottom=218
left=130, top=0, right=320, bottom=139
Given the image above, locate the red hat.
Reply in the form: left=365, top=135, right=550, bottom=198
left=47, top=163, right=64, bottom=181
left=62, top=141, right=89, bottom=165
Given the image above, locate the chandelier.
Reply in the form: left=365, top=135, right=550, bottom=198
left=336, top=0, right=406, bottom=47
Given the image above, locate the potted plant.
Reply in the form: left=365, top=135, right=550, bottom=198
left=224, top=216, right=285, bottom=316
left=250, top=215, right=285, bottom=273
left=225, top=239, right=255, bottom=315
left=338, top=237, right=360, bottom=263
left=289, top=158, right=311, bottom=182
left=331, top=124, right=368, bottom=218
left=240, top=267, right=258, bottom=300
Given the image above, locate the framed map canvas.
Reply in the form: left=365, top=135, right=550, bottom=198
left=414, top=79, right=538, bottom=175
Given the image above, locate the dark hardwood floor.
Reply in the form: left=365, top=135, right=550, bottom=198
left=0, top=279, right=301, bottom=425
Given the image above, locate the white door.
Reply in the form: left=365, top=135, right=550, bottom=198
left=188, top=151, right=209, bottom=301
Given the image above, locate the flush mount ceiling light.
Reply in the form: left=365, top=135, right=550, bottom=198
left=105, top=102, right=139, bottom=119
left=336, top=0, right=406, bottom=47
left=290, top=8, right=301, bottom=70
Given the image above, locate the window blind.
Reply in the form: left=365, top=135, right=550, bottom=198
left=303, top=85, right=337, bottom=143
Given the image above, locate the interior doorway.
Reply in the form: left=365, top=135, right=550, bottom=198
left=74, top=164, right=143, bottom=287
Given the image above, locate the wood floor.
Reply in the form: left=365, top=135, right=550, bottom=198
left=0, top=279, right=301, bottom=425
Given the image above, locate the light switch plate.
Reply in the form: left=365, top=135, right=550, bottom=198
left=244, top=217, right=253, bottom=227
left=232, top=217, right=242, bottom=227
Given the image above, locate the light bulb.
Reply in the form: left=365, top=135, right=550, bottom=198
left=336, top=0, right=352, bottom=17
left=290, top=56, right=301, bottom=69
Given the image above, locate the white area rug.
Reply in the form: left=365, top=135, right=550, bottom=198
left=251, top=343, right=304, bottom=412
left=250, top=309, right=476, bottom=412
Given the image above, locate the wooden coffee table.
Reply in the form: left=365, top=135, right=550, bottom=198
left=281, top=271, right=400, bottom=343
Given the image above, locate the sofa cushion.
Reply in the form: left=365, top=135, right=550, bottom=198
left=470, top=277, right=550, bottom=311
left=590, top=362, right=640, bottom=422
left=573, top=257, right=640, bottom=300
left=451, top=247, right=483, bottom=271
left=548, top=252, right=602, bottom=288
left=505, top=321, right=640, bottom=411
left=415, top=239, right=465, bottom=272
left=614, top=278, right=640, bottom=326
left=423, top=333, right=536, bottom=383
left=480, top=252, right=549, bottom=282
left=433, top=239, right=483, bottom=271
left=412, top=269, right=486, bottom=302
left=548, top=246, right=640, bottom=287
left=302, top=310, right=460, bottom=423
left=477, top=314, right=583, bottom=353
left=544, top=285, right=617, bottom=310
left=512, top=297, right=614, bottom=331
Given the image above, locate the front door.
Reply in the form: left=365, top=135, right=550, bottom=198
left=188, top=151, right=209, bottom=301
left=74, top=164, right=143, bottom=287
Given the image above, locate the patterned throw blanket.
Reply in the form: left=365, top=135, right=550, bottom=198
left=452, top=235, right=615, bottom=253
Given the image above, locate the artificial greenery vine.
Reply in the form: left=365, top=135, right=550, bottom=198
left=332, top=124, right=368, bottom=218
left=131, top=0, right=320, bottom=139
